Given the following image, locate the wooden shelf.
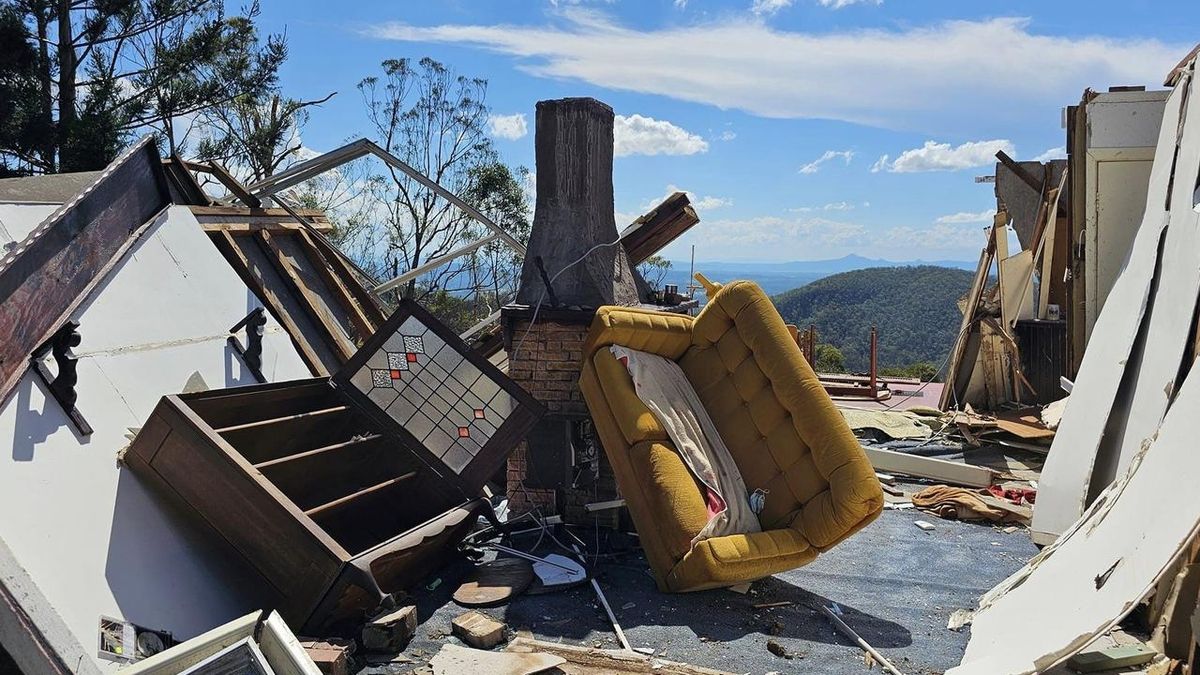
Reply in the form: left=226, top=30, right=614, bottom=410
left=304, top=472, right=417, bottom=519
left=254, top=434, right=382, bottom=469
left=215, top=405, right=347, bottom=433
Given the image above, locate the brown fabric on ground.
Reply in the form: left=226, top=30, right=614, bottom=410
left=912, top=485, right=1022, bottom=523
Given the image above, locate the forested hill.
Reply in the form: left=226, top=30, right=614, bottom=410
left=771, top=266, right=974, bottom=373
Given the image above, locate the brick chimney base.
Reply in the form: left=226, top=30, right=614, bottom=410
left=503, top=307, right=621, bottom=528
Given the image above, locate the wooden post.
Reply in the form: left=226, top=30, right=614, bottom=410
left=869, top=325, right=878, bottom=397
left=516, top=98, right=639, bottom=308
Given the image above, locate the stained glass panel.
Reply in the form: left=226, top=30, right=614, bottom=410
left=346, top=312, right=522, bottom=475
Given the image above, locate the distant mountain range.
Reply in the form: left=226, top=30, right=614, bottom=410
left=773, top=266, right=976, bottom=372
left=659, top=254, right=976, bottom=297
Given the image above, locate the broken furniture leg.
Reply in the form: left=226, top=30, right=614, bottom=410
left=821, top=603, right=905, bottom=675
left=571, top=543, right=632, bottom=651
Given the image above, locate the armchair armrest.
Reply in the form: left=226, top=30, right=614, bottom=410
left=582, top=306, right=694, bottom=361
left=591, top=349, right=669, bottom=445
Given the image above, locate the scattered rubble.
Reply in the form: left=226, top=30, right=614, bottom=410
left=300, top=638, right=353, bottom=675
left=451, top=611, right=508, bottom=650
left=3, top=32, right=1200, bottom=675
left=362, top=606, right=418, bottom=653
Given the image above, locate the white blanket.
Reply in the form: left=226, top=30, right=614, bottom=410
left=611, top=346, right=762, bottom=547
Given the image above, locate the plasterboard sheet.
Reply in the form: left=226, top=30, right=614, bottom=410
left=0, top=207, right=312, bottom=671
left=999, top=251, right=1034, bottom=328
left=1029, top=72, right=1187, bottom=542
left=77, top=206, right=310, bottom=365
left=1101, top=72, right=1200, bottom=486
left=950, top=359, right=1200, bottom=674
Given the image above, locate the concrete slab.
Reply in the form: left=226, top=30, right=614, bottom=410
left=382, top=509, right=1037, bottom=674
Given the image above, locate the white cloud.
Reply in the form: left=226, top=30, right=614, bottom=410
left=1032, top=146, right=1067, bottom=162
left=369, top=14, right=1184, bottom=133
left=791, top=200, right=866, bottom=212
left=799, top=149, right=854, bottom=175
left=641, top=184, right=731, bottom=212
left=694, top=195, right=732, bottom=210
left=717, top=129, right=737, bottom=142
left=875, top=139, right=1014, bottom=173
left=884, top=221, right=988, bottom=252
left=488, top=113, right=528, bottom=140
left=819, top=0, right=882, bottom=8
left=936, top=209, right=996, bottom=224
left=751, top=0, right=792, bottom=15
left=822, top=201, right=855, bottom=211
left=690, top=215, right=868, bottom=251
left=614, top=114, right=708, bottom=156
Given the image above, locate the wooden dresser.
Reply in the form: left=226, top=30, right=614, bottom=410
left=126, top=301, right=543, bottom=632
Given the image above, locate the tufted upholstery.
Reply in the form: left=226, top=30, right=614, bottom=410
left=580, top=280, right=882, bottom=591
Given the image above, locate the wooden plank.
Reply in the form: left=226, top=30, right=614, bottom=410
left=162, top=156, right=212, bottom=206
left=505, top=636, right=734, bottom=675
left=294, top=229, right=376, bottom=341
left=1037, top=208, right=1062, bottom=320
left=262, top=437, right=417, bottom=513
left=993, top=411, right=1056, bottom=440
left=0, top=137, right=170, bottom=406
left=183, top=378, right=332, bottom=428
left=218, top=406, right=358, bottom=464
left=862, top=447, right=996, bottom=488
left=619, top=192, right=700, bottom=265
left=257, top=230, right=357, bottom=360
left=303, top=473, right=417, bottom=519
left=214, top=405, right=348, bottom=433
left=197, top=219, right=334, bottom=234
left=190, top=205, right=330, bottom=219
left=253, top=434, right=383, bottom=469
left=995, top=150, right=1043, bottom=193
left=211, top=231, right=330, bottom=376
left=299, top=227, right=388, bottom=326
left=940, top=217, right=1000, bottom=410
left=199, top=161, right=262, bottom=209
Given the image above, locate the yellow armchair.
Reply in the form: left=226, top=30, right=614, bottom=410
left=579, top=280, right=883, bottom=591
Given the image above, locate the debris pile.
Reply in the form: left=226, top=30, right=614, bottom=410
left=4, top=37, right=1200, bottom=675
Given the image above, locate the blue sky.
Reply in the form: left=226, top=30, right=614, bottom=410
left=252, top=0, right=1193, bottom=263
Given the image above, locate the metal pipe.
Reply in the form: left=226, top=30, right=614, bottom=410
left=374, top=233, right=500, bottom=294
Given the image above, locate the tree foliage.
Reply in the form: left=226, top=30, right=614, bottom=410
left=0, top=0, right=285, bottom=174
left=773, top=266, right=974, bottom=374
left=813, top=343, right=846, bottom=374
left=880, top=361, right=940, bottom=382
left=638, top=255, right=671, bottom=291
left=196, top=90, right=333, bottom=182
left=351, top=57, right=497, bottom=292
left=327, top=57, right=530, bottom=331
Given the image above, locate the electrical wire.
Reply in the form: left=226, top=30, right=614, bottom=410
left=513, top=236, right=627, bottom=358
